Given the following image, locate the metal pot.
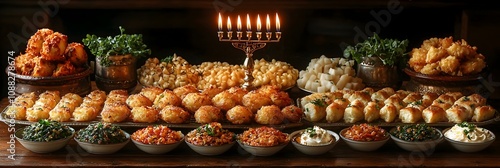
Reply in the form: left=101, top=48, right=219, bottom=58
left=95, top=55, right=137, bottom=93
left=356, top=57, right=400, bottom=89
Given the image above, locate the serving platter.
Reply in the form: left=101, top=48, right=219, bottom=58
left=0, top=107, right=302, bottom=130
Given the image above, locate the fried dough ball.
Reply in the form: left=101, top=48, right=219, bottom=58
left=26, top=104, right=52, bottom=122
left=270, top=91, right=293, bottom=108
left=182, top=93, right=212, bottom=113
left=421, top=37, right=440, bottom=50
left=139, top=86, right=164, bottom=102
left=159, top=105, right=191, bottom=124
left=53, top=60, right=76, bottom=77
left=73, top=105, right=99, bottom=121
left=419, top=62, right=440, bottom=75
left=202, top=86, right=224, bottom=99
left=226, top=105, right=253, bottom=124
left=255, top=105, right=284, bottom=125
left=130, top=106, right=159, bottom=123
left=26, top=28, right=54, bottom=55
left=194, top=105, right=223, bottom=124
left=281, top=105, right=303, bottom=123
left=408, top=48, right=427, bottom=72
left=14, top=53, right=36, bottom=75
left=447, top=42, right=475, bottom=59
left=173, top=84, right=199, bottom=100
left=101, top=102, right=131, bottom=123
left=242, top=90, right=272, bottom=113
left=40, top=32, right=67, bottom=61
left=126, top=94, right=153, bottom=108
left=460, top=57, right=486, bottom=75
left=212, top=91, right=237, bottom=111
left=439, top=56, right=460, bottom=75
left=425, top=46, right=448, bottom=63
left=31, top=57, right=56, bottom=77
left=86, top=90, right=107, bottom=110
left=109, top=89, right=128, bottom=96
left=227, top=86, right=248, bottom=105
left=65, top=42, right=88, bottom=66
left=153, top=90, right=182, bottom=109
left=257, top=85, right=280, bottom=97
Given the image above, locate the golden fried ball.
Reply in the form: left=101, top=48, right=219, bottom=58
left=460, top=57, right=486, bottom=75
left=101, top=102, right=131, bottom=123
left=270, top=91, right=293, bottom=108
left=26, top=28, right=54, bottom=55
left=31, top=57, right=56, bottom=77
left=202, top=86, right=224, bottom=99
left=26, top=105, right=51, bottom=122
left=409, top=48, right=427, bottom=72
left=53, top=60, right=76, bottom=77
left=130, top=106, right=159, bottom=123
left=425, top=46, right=447, bottom=63
left=173, top=84, right=199, bottom=100
left=257, top=85, right=280, bottom=97
left=159, top=105, right=191, bottom=124
left=419, top=62, right=440, bottom=75
left=226, top=105, right=253, bottom=124
left=439, top=56, right=460, bottom=75
left=255, top=105, right=284, bottom=125
left=242, top=90, right=272, bottom=113
left=421, top=37, right=440, bottom=50
left=126, top=94, right=153, bottom=108
left=227, top=86, right=248, bottom=105
left=40, top=32, right=67, bottom=61
left=109, top=89, right=129, bottom=96
left=14, top=53, right=36, bottom=75
left=182, top=93, right=212, bottom=113
left=140, top=86, right=164, bottom=102
left=194, top=105, right=223, bottom=124
left=212, top=91, right=237, bottom=111
left=153, top=90, right=182, bottom=109
left=49, top=106, right=72, bottom=122
left=65, top=42, right=88, bottom=66
left=73, top=105, right=99, bottom=121
left=281, top=105, right=303, bottom=123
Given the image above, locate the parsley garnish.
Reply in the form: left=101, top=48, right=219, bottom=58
left=310, top=98, right=327, bottom=107
left=82, top=26, right=151, bottom=66
left=458, top=122, right=476, bottom=140
left=161, top=55, right=174, bottom=63
left=343, top=33, right=409, bottom=66
left=305, top=127, right=317, bottom=138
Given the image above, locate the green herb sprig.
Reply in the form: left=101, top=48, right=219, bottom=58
left=82, top=26, right=151, bottom=66
left=305, top=127, right=317, bottom=138
left=343, top=33, right=409, bottom=66
left=310, top=98, right=327, bottom=107
left=458, top=122, right=476, bottom=140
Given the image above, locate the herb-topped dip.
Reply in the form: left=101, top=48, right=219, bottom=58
left=185, top=122, right=235, bottom=146
left=75, top=122, right=128, bottom=144
left=22, top=119, right=74, bottom=142
left=391, top=124, right=441, bottom=142
left=295, top=126, right=333, bottom=146
left=444, top=122, right=494, bottom=143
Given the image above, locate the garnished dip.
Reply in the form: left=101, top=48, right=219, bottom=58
left=238, top=126, right=289, bottom=147
left=444, top=122, right=494, bottom=143
left=22, top=119, right=73, bottom=142
left=295, top=126, right=334, bottom=146
left=343, top=123, right=387, bottom=141
left=391, top=124, right=440, bottom=142
left=186, top=122, right=235, bottom=146
left=75, top=122, right=128, bottom=144
left=132, top=125, right=183, bottom=145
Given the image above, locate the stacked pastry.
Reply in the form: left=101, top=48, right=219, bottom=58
left=25, top=91, right=61, bottom=122
left=101, top=90, right=130, bottom=123
left=49, top=93, right=83, bottom=122
left=301, top=88, right=496, bottom=124
left=5, top=92, right=37, bottom=120
left=73, top=90, right=107, bottom=121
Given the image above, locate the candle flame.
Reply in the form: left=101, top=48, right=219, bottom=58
left=218, top=13, right=222, bottom=31
left=237, top=15, right=242, bottom=31
left=266, top=14, right=270, bottom=32
left=276, top=13, right=280, bottom=32
left=257, top=14, right=261, bottom=32
left=227, top=16, right=232, bottom=31
left=247, top=14, right=251, bottom=31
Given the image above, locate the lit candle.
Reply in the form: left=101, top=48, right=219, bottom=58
left=266, top=14, right=270, bottom=32
left=227, top=16, right=232, bottom=31
left=218, top=13, right=222, bottom=31
left=246, top=14, right=251, bottom=31
left=257, top=14, right=261, bottom=32
left=276, top=13, right=280, bottom=32
left=237, top=15, right=242, bottom=32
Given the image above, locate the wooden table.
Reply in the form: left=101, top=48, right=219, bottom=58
left=1, top=88, right=500, bottom=167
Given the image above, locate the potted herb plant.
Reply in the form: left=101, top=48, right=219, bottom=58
left=343, top=33, right=409, bottom=89
left=83, top=26, right=151, bottom=92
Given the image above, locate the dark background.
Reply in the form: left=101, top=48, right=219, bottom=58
left=1, top=0, right=499, bottom=99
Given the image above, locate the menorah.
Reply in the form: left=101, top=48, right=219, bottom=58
left=217, top=13, right=281, bottom=90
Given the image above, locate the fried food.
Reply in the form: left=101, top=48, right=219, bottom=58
left=126, top=94, right=153, bottom=108
left=153, top=90, right=182, bottom=108
left=101, top=102, right=130, bottom=123
left=130, top=106, right=159, bottom=123
left=26, top=91, right=60, bottom=122
left=26, top=28, right=54, bottom=55
left=53, top=60, right=76, bottom=77
left=281, top=105, right=303, bottom=123
left=139, top=86, right=164, bottom=102
left=201, top=86, right=224, bottom=99
left=227, top=86, right=247, bottom=105
left=242, top=90, right=272, bottom=113
left=173, top=84, right=198, bottom=100
left=31, top=57, right=56, bottom=77
left=73, top=90, right=107, bottom=121
left=40, top=32, right=67, bottom=61
left=65, top=42, right=88, bottom=66
left=159, top=105, right=191, bottom=124
left=325, top=102, right=344, bottom=123
left=5, top=92, right=37, bottom=120
left=254, top=105, right=284, bottom=125
left=270, top=91, right=293, bottom=108
left=212, top=91, right=237, bottom=111
left=49, top=93, right=83, bottom=122
left=14, top=53, right=37, bottom=75
left=226, top=105, right=253, bottom=124
left=303, top=100, right=327, bottom=122
left=194, top=105, right=223, bottom=124
left=182, top=93, right=212, bottom=113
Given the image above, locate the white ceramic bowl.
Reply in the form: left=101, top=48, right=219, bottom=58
left=237, top=139, right=289, bottom=156
left=75, top=131, right=130, bottom=154
left=15, top=127, right=75, bottom=153
left=390, top=127, right=443, bottom=152
left=185, top=140, right=235, bottom=156
left=442, top=128, right=496, bottom=152
left=339, top=128, right=390, bottom=152
left=132, top=135, right=184, bottom=155
left=290, top=129, right=340, bottom=155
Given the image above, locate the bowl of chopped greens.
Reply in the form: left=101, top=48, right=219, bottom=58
left=15, top=119, right=75, bottom=153
left=75, top=122, right=130, bottom=154
left=390, top=124, right=443, bottom=152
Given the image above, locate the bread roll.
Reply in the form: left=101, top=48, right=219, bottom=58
left=472, top=105, right=496, bottom=122
left=422, top=105, right=447, bottom=123
left=446, top=104, right=469, bottom=123
left=344, top=99, right=365, bottom=123
left=303, top=102, right=327, bottom=122
left=326, top=102, right=344, bottom=123
left=363, top=101, right=381, bottom=123
left=399, top=107, right=422, bottom=123
left=380, top=103, right=398, bottom=123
